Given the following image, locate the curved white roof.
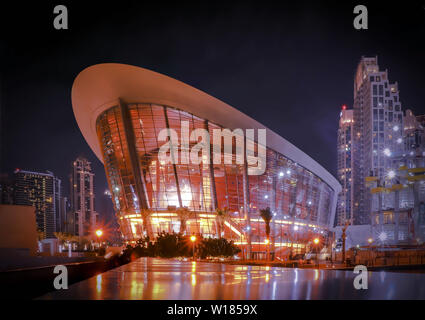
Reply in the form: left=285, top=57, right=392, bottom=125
left=72, top=63, right=341, bottom=194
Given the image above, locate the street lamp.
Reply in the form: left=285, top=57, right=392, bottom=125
left=190, top=235, right=197, bottom=260
left=368, top=238, right=373, bottom=266
left=95, top=229, right=103, bottom=250
left=313, top=238, right=320, bottom=268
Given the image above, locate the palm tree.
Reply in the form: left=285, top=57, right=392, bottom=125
left=177, top=207, right=193, bottom=234
left=37, top=229, right=45, bottom=241
left=54, top=232, right=69, bottom=251
left=260, top=207, right=273, bottom=260
left=141, top=208, right=153, bottom=238
left=216, top=207, right=229, bottom=238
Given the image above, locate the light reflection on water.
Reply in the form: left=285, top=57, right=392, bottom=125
left=96, top=274, right=102, bottom=297
left=39, top=257, right=425, bottom=300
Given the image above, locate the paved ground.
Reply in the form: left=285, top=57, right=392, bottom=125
left=39, top=257, right=425, bottom=299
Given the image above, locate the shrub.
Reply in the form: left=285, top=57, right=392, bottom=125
left=198, top=238, right=241, bottom=259
left=120, top=233, right=241, bottom=260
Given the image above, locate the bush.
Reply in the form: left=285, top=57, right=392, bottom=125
left=198, top=238, right=241, bottom=259
left=117, top=233, right=241, bottom=260
left=156, top=232, right=193, bottom=258
left=96, top=247, right=106, bottom=256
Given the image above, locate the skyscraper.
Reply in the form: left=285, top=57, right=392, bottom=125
left=0, top=173, right=14, bottom=205
left=352, top=56, right=404, bottom=225
left=69, top=157, right=98, bottom=237
left=336, top=106, right=354, bottom=226
left=14, top=169, right=63, bottom=239
left=366, top=108, right=425, bottom=244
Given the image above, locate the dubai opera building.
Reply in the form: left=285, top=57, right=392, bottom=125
left=72, top=63, right=341, bottom=259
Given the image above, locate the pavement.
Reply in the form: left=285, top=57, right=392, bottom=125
left=39, top=257, right=425, bottom=299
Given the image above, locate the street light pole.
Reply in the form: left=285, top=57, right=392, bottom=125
left=368, top=238, right=373, bottom=266
left=95, top=229, right=103, bottom=250
left=314, top=238, right=320, bottom=269
left=190, top=235, right=197, bottom=260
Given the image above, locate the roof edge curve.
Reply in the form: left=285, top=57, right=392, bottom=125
left=72, top=63, right=341, bottom=193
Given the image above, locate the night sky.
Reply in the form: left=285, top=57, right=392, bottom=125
left=1, top=1, right=424, bottom=219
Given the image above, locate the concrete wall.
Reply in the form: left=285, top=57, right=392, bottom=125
left=0, top=204, right=38, bottom=255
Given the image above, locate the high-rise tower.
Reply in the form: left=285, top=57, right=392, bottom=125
left=14, top=169, right=62, bottom=239
left=69, top=157, right=98, bottom=237
left=336, top=106, right=354, bottom=226
left=352, top=56, right=404, bottom=225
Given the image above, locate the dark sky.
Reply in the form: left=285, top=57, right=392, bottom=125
left=1, top=1, right=424, bottom=217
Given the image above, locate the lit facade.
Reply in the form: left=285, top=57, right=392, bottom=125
left=0, top=173, right=14, bottom=205
left=69, top=157, right=98, bottom=237
left=336, top=107, right=354, bottom=226
left=352, top=56, right=404, bottom=225
left=14, top=169, right=63, bottom=239
left=72, top=64, right=341, bottom=258
left=367, top=109, right=425, bottom=245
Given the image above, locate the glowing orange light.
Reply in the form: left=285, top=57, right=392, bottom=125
left=368, top=238, right=373, bottom=244
left=313, top=238, right=320, bottom=245
left=264, top=238, right=270, bottom=245
left=95, top=229, right=103, bottom=237
left=190, top=235, right=196, bottom=242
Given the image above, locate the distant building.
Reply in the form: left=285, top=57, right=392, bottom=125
left=69, top=157, right=98, bottom=237
left=0, top=173, right=14, bottom=205
left=352, top=56, right=404, bottom=225
left=366, top=109, right=425, bottom=245
left=416, top=114, right=425, bottom=128
left=56, top=196, right=69, bottom=234
left=336, top=106, right=354, bottom=226
left=14, top=169, right=63, bottom=239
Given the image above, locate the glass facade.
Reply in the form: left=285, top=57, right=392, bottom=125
left=96, top=103, right=336, bottom=257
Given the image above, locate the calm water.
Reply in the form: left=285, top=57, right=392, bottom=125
left=39, top=257, right=425, bottom=300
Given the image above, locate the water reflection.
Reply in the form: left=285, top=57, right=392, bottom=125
left=130, top=272, right=144, bottom=299
left=96, top=274, right=102, bottom=297
left=39, top=257, right=425, bottom=300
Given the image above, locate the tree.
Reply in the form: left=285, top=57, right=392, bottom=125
left=260, top=207, right=272, bottom=240
left=141, top=208, right=153, bottom=238
left=37, top=229, right=45, bottom=241
left=260, top=207, right=273, bottom=260
left=176, top=207, right=193, bottom=234
left=79, top=236, right=92, bottom=251
left=54, top=232, right=69, bottom=247
left=215, top=207, right=229, bottom=238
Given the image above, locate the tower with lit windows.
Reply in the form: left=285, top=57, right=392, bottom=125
left=14, top=169, right=63, bottom=239
left=352, top=56, right=404, bottom=226
left=336, top=106, right=354, bottom=226
left=69, top=157, right=98, bottom=237
left=371, top=109, right=425, bottom=245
